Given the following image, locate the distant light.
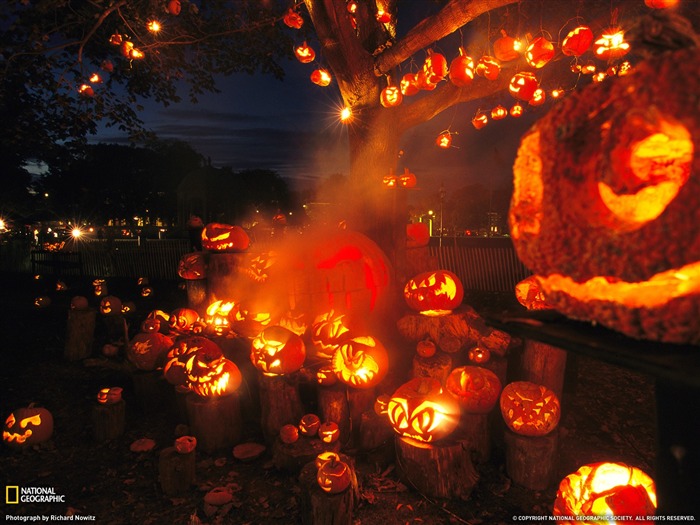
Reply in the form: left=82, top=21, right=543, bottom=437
left=147, top=20, right=161, bottom=33
left=340, top=106, right=352, bottom=122
left=428, top=210, right=434, bottom=216
left=0, top=219, right=6, bottom=230
left=72, top=228, right=83, bottom=239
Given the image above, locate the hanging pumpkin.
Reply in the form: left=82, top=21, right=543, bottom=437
left=436, top=131, right=453, bottom=149
left=310, top=309, right=352, bottom=361
left=310, top=69, right=331, bottom=87
left=167, top=0, right=181, bottom=16
left=529, top=88, right=546, bottom=106
left=3, top=404, right=54, bottom=449
left=594, top=29, right=630, bottom=61
left=127, top=330, right=174, bottom=371
left=553, top=462, right=657, bottom=523
left=250, top=326, right=306, bottom=376
left=499, top=381, right=560, bottom=436
left=400, top=73, right=420, bottom=96
left=422, top=50, right=448, bottom=84
left=449, top=48, right=474, bottom=87
left=472, top=112, right=489, bottom=129
left=494, top=30, right=520, bottom=62
left=562, top=26, right=594, bottom=57
left=414, top=69, right=437, bottom=91
left=508, top=48, right=700, bottom=344
left=398, top=168, right=417, bottom=188
left=386, top=377, right=460, bottom=443
left=331, top=335, right=388, bottom=389
left=525, top=36, right=555, bottom=68
left=283, top=8, right=303, bottom=29
left=509, top=72, right=539, bottom=101
left=406, top=222, right=430, bottom=248
left=510, top=103, right=524, bottom=117
left=404, top=269, right=464, bottom=315
left=382, top=171, right=397, bottom=188
left=294, top=42, right=316, bottom=64
left=491, top=105, right=508, bottom=120
left=178, top=252, right=207, bottom=280
left=445, top=366, right=501, bottom=414
left=316, top=453, right=352, bottom=494
left=380, top=83, right=403, bottom=108
left=475, top=56, right=500, bottom=80
left=201, top=223, right=250, bottom=252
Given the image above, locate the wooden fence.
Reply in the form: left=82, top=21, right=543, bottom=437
left=3, top=237, right=531, bottom=293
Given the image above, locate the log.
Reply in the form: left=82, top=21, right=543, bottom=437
left=185, top=392, right=242, bottom=454
left=91, top=399, right=126, bottom=443
left=298, top=454, right=358, bottom=525
left=101, top=313, right=127, bottom=345
left=456, top=412, right=490, bottom=463
left=395, top=435, right=479, bottom=499
left=185, top=280, right=208, bottom=312
left=272, top=437, right=341, bottom=472
left=412, top=352, right=452, bottom=384
left=346, top=387, right=377, bottom=446
left=64, top=308, right=97, bottom=361
left=317, top=384, right=351, bottom=446
left=521, top=340, right=567, bottom=400
left=158, top=446, right=196, bottom=497
left=258, top=374, right=305, bottom=443
left=358, top=410, right=394, bottom=467
left=503, top=428, right=559, bottom=491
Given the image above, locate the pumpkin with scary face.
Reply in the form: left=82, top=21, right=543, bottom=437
left=127, top=331, right=174, bottom=371
left=178, top=252, right=207, bottom=280
left=169, top=308, right=200, bottom=334
left=404, top=270, right=464, bottom=315
left=185, top=341, right=242, bottom=397
left=163, top=335, right=219, bottom=387
left=386, top=377, right=460, bottom=443
left=446, top=366, right=501, bottom=414
left=201, top=223, right=250, bottom=252
left=251, top=326, right=306, bottom=376
left=500, top=381, right=560, bottom=437
left=331, top=335, right=388, bottom=389
left=3, top=404, right=54, bottom=449
left=509, top=48, right=700, bottom=344
left=310, top=309, right=352, bottom=361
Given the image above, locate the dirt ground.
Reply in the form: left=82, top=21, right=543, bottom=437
left=0, top=272, right=657, bottom=525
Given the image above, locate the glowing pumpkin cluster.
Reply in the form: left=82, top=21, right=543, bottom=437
left=404, top=270, right=464, bottom=315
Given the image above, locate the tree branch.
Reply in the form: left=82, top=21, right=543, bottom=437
left=78, top=0, right=128, bottom=63
left=373, top=0, right=518, bottom=76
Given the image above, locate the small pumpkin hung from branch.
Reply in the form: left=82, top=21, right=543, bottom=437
left=404, top=269, right=464, bottom=315
left=561, top=25, right=594, bottom=57
left=499, top=381, right=560, bottom=437
left=331, top=335, right=388, bottom=389
left=250, top=325, right=306, bottom=376
left=553, top=462, right=657, bottom=522
left=493, top=30, right=520, bottom=62
left=178, top=252, right=207, bottom=280
left=445, top=366, right=501, bottom=414
left=508, top=48, right=700, bottom=344
left=201, top=223, right=250, bottom=252
left=385, top=377, right=460, bottom=443
left=3, top=404, right=54, bottom=449
left=448, top=47, right=474, bottom=87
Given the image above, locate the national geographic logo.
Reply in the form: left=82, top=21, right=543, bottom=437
left=5, top=486, right=66, bottom=504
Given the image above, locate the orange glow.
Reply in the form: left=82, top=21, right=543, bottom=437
left=147, top=20, right=161, bottom=33
left=340, top=106, right=352, bottom=122
left=595, top=29, right=630, bottom=60
left=471, top=112, right=488, bottom=129
left=294, top=42, right=316, bottom=64
left=205, top=300, right=235, bottom=334
left=436, top=131, right=452, bottom=148
left=89, top=73, right=102, bottom=83
left=491, top=105, right=508, bottom=120
left=310, top=69, right=332, bottom=87
left=78, top=84, right=94, bottom=97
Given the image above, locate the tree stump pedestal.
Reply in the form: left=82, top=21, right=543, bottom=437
left=298, top=453, right=358, bottom=525
left=412, top=352, right=452, bottom=384
left=272, top=436, right=341, bottom=472
left=503, top=428, right=559, bottom=490
left=91, top=399, right=125, bottom=442
left=64, top=308, right=96, bottom=361
left=258, top=374, right=304, bottom=443
left=394, top=435, right=479, bottom=499
left=158, top=447, right=196, bottom=496
left=185, top=392, right=242, bottom=454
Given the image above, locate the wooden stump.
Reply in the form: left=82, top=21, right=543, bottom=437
left=298, top=454, right=358, bottom=525
left=185, top=393, right=242, bottom=454
left=64, top=308, right=96, bottom=361
left=272, top=437, right=341, bottom=472
left=258, top=374, right=304, bottom=443
left=91, top=400, right=126, bottom=443
left=158, top=446, right=196, bottom=496
left=503, top=429, right=559, bottom=491
left=456, top=412, right=491, bottom=463
left=132, top=370, right=172, bottom=415
left=412, top=352, right=452, bottom=384
left=317, top=384, right=351, bottom=446
left=521, top=340, right=567, bottom=401
left=358, top=410, right=394, bottom=466
left=395, top=435, right=479, bottom=499
left=101, top=313, right=127, bottom=344
left=346, top=387, right=377, bottom=446
left=185, top=280, right=208, bottom=312
left=206, top=252, right=248, bottom=303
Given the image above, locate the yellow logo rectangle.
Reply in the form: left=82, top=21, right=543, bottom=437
left=6, top=485, right=19, bottom=504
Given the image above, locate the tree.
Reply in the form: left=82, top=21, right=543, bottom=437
left=2, top=0, right=693, bottom=257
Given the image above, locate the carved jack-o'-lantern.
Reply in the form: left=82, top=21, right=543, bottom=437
left=468, top=346, right=491, bottom=364
left=449, top=47, right=474, bottom=87
left=509, top=72, right=539, bottom=102
left=280, top=424, right=300, bottom=444
left=163, top=335, right=218, bottom=387
left=310, top=309, right=351, bottom=360
left=97, top=387, right=122, bottom=404
left=318, top=421, right=340, bottom=443
left=3, top=404, right=54, bottom=449
left=499, top=381, right=560, bottom=436
left=299, top=413, right=321, bottom=436
left=475, top=55, right=501, bottom=80
left=34, top=296, right=51, bottom=308
left=515, top=275, right=554, bottom=311
left=205, top=300, right=236, bottom=335
left=491, top=105, right=508, bottom=120
left=509, top=49, right=700, bottom=344
left=400, top=73, right=420, bottom=96
left=472, top=112, right=489, bottom=129
left=178, top=252, right=207, bottom=280
left=294, top=42, right=316, bottom=63
left=445, top=366, right=501, bottom=414
left=231, top=301, right=275, bottom=339
left=100, top=295, right=122, bottom=316
left=283, top=8, right=303, bottom=29
left=187, top=353, right=242, bottom=398
left=201, top=223, right=250, bottom=252
left=278, top=309, right=308, bottom=336
left=404, top=270, right=464, bottom=315
left=525, top=36, right=555, bottom=68
left=127, top=331, right=174, bottom=371
left=529, top=88, right=546, bottom=107
left=310, top=69, right=331, bottom=87
left=422, top=50, right=448, bottom=84
left=169, top=308, right=200, bottom=333
left=553, top=462, right=657, bottom=523
left=386, top=377, right=460, bottom=443
left=436, top=131, right=453, bottom=149
left=562, top=25, right=594, bottom=57
left=398, top=168, right=417, bottom=189
left=594, top=29, right=630, bottom=61
left=331, top=336, right=388, bottom=389
left=316, top=452, right=352, bottom=494
left=174, top=435, right=197, bottom=454
left=494, top=30, right=520, bottom=62
left=380, top=84, right=403, bottom=108
left=251, top=326, right=306, bottom=376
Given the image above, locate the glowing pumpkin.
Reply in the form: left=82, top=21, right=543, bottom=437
left=310, top=69, right=331, bottom=87
left=380, top=84, right=403, bottom=108
left=169, top=308, right=200, bottom=333
left=187, top=353, right=242, bottom=398
left=331, top=336, right=388, bottom=389
left=562, top=26, right=594, bottom=57
left=554, top=462, right=657, bottom=523
left=594, top=29, right=630, bottom=61
left=163, top=335, right=220, bottom=387
left=509, top=72, right=539, bottom=102
left=475, top=56, right=500, bottom=80
left=318, top=421, right=340, bottom=444
left=299, top=413, right=321, bottom=436
left=178, top=252, right=207, bottom=280
left=494, top=30, right=520, bottom=62
left=422, top=50, right=448, bottom=83
left=283, top=8, right=303, bottom=29
left=201, top=223, right=250, bottom=252
left=525, top=36, right=555, bottom=68
left=500, top=381, right=560, bottom=436
left=310, top=309, right=352, bottom=360
left=406, top=222, right=430, bottom=248
left=445, top=366, right=501, bottom=414
left=294, top=42, right=316, bottom=64
left=404, top=270, right=464, bottom=315
left=250, top=326, right=306, bottom=376
left=449, top=48, right=474, bottom=87
left=127, top=331, right=174, bottom=371
left=3, top=404, right=54, bottom=449
left=400, top=73, right=420, bottom=96
left=509, top=48, right=700, bottom=344
left=316, top=453, right=352, bottom=494
left=386, top=378, right=460, bottom=443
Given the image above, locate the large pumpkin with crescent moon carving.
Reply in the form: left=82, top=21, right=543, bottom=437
left=509, top=48, right=700, bottom=344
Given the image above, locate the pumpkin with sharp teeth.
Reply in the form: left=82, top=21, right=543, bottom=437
left=509, top=48, right=700, bottom=344
left=331, top=335, right=388, bottom=389
left=404, top=270, right=464, bottom=315
left=201, top=223, right=250, bottom=252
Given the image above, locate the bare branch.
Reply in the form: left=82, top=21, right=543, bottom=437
left=78, top=0, right=128, bottom=63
